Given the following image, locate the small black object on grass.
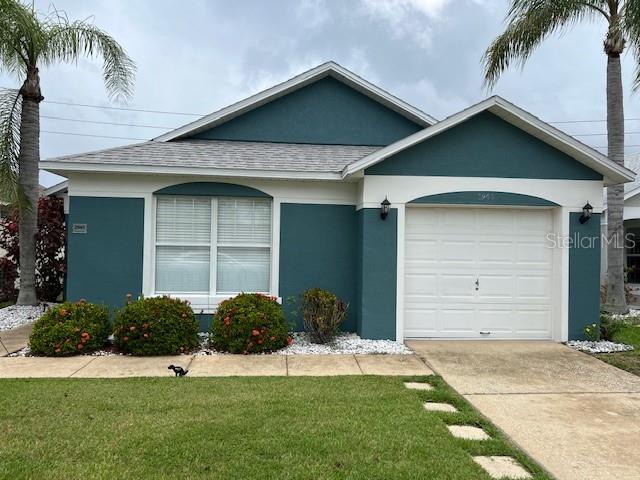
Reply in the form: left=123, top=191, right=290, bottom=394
left=168, top=365, right=188, bottom=377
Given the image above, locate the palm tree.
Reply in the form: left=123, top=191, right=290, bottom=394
left=483, top=0, right=640, bottom=314
left=0, top=0, right=135, bottom=305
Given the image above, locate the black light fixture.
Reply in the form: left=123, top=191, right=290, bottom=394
left=579, top=201, right=593, bottom=224
left=380, top=197, right=391, bottom=220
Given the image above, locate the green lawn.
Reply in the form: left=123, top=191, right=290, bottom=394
left=596, top=324, right=640, bottom=376
left=0, top=376, right=550, bottom=479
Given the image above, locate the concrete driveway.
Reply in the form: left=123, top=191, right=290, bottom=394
left=407, top=341, right=640, bottom=480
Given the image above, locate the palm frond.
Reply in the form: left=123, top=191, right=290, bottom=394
left=42, top=16, right=136, bottom=102
left=483, top=0, right=609, bottom=89
left=0, top=0, right=41, bottom=79
left=621, top=0, right=640, bottom=90
left=0, top=88, right=23, bottom=206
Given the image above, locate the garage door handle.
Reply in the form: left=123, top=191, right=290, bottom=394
left=480, top=331, right=491, bottom=335
left=474, top=278, right=479, bottom=291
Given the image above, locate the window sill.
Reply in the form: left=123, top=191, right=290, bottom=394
left=148, top=293, right=282, bottom=313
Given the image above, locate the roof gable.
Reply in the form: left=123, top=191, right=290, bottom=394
left=153, top=61, right=436, bottom=143
left=344, top=96, right=635, bottom=186
left=190, top=76, right=423, bottom=146
left=365, top=111, right=603, bottom=180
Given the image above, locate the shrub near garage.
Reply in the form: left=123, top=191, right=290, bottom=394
left=210, top=293, right=289, bottom=354
left=113, top=296, right=199, bottom=356
left=29, top=301, right=110, bottom=356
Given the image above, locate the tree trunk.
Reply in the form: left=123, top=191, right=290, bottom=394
left=603, top=52, right=628, bottom=314
left=16, top=67, right=43, bottom=306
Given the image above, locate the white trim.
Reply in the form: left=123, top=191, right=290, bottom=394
left=395, top=204, right=405, bottom=342
left=41, top=161, right=346, bottom=181
left=271, top=198, right=281, bottom=297
left=147, top=195, right=275, bottom=307
left=153, top=61, right=436, bottom=142
left=559, top=207, right=570, bottom=342
left=44, top=180, right=68, bottom=196
left=343, top=96, right=635, bottom=186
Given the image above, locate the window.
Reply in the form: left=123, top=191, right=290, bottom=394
left=155, top=196, right=271, bottom=295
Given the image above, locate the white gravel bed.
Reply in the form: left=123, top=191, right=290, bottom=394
left=0, top=303, right=51, bottom=332
left=274, top=332, right=413, bottom=355
left=566, top=340, right=634, bottom=354
left=11, top=332, right=413, bottom=357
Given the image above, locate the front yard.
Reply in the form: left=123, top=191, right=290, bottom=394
left=595, top=323, right=640, bottom=376
left=0, top=376, right=549, bottom=479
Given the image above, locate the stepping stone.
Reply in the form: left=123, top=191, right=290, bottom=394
left=447, top=425, right=490, bottom=440
left=423, top=402, right=457, bottom=412
left=473, top=456, right=532, bottom=479
left=404, top=381, right=433, bottom=390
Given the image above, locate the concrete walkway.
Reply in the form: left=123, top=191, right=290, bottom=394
left=0, top=323, right=32, bottom=356
left=0, top=353, right=432, bottom=378
left=407, top=340, right=640, bottom=480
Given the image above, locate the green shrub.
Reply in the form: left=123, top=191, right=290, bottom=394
left=113, top=296, right=199, bottom=356
left=583, top=322, right=601, bottom=342
left=210, top=293, right=289, bottom=354
left=300, top=288, right=348, bottom=344
left=29, top=301, right=110, bottom=356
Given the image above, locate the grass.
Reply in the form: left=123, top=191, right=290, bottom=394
left=0, top=376, right=550, bottom=480
left=596, top=323, right=640, bottom=376
left=0, top=300, right=15, bottom=309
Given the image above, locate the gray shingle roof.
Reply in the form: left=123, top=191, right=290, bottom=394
left=44, top=139, right=381, bottom=173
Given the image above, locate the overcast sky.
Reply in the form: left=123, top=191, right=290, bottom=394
left=2, top=0, right=639, bottom=187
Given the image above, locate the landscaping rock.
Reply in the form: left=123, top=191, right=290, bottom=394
left=566, top=340, right=634, bottom=354
left=0, top=304, right=50, bottom=332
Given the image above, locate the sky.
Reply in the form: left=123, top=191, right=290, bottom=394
left=2, top=0, right=640, bottom=188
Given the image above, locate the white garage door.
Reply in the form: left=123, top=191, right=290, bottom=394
left=404, top=207, right=554, bottom=339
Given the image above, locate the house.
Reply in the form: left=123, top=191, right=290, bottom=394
left=601, top=154, right=640, bottom=293
left=40, top=62, right=635, bottom=341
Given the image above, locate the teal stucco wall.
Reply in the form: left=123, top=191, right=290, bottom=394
left=365, top=111, right=603, bottom=180
left=568, top=212, right=601, bottom=340
left=67, top=197, right=144, bottom=312
left=356, top=208, right=397, bottom=340
left=155, top=182, right=270, bottom=197
left=409, top=191, right=559, bottom=207
left=279, top=203, right=358, bottom=331
left=192, top=77, right=423, bottom=146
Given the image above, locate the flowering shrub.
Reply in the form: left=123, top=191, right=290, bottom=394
left=210, top=293, right=289, bottom=354
left=300, top=288, right=348, bottom=344
left=0, top=197, right=66, bottom=301
left=29, top=301, right=109, bottom=356
left=113, top=296, right=199, bottom=356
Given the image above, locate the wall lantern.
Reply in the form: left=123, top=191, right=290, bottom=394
left=380, top=197, right=391, bottom=220
left=579, top=201, right=593, bottom=224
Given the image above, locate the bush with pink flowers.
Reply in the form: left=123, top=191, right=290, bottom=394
left=113, top=296, right=199, bottom=356
left=29, top=301, right=109, bottom=356
left=209, top=293, right=289, bottom=354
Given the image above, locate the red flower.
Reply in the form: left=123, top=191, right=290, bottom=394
left=143, top=333, right=149, bottom=338
left=142, top=323, right=149, bottom=329
left=54, top=348, right=61, bottom=353
left=81, top=332, right=90, bottom=340
left=129, top=326, right=136, bottom=331
left=123, top=336, right=129, bottom=341
left=270, top=336, right=276, bottom=341
left=287, top=336, right=293, bottom=345
left=257, top=339, right=263, bottom=345
left=251, top=329, right=260, bottom=336
left=77, top=344, right=84, bottom=350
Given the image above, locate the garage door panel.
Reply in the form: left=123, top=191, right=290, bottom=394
left=440, top=309, right=475, bottom=333
left=477, top=274, right=514, bottom=299
left=440, top=274, right=477, bottom=298
left=405, top=273, right=437, bottom=297
left=404, top=206, right=554, bottom=340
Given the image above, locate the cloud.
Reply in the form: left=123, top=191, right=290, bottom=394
left=358, top=0, right=452, bottom=49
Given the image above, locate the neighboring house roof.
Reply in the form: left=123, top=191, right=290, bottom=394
left=44, top=180, right=68, bottom=196
left=343, top=96, right=635, bottom=186
left=624, top=153, right=640, bottom=199
left=153, top=61, right=437, bottom=142
left=40, top=140, right=380, bottom=180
